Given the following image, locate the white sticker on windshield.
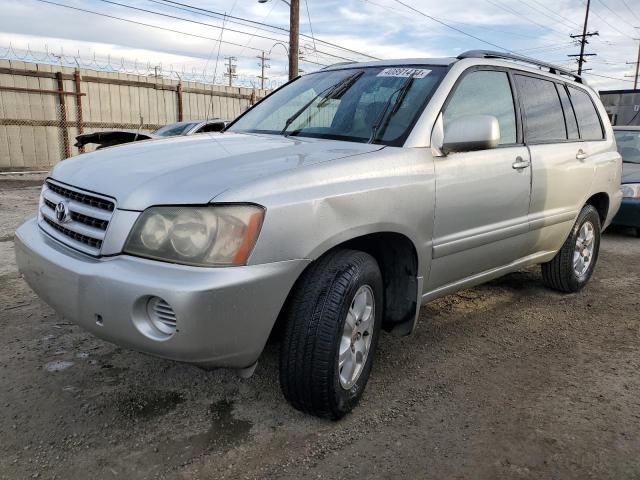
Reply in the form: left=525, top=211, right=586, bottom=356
left=377, top=68, right=431, bottom=78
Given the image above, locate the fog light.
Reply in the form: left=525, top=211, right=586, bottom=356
left=146, top=297, right=177, bottom=336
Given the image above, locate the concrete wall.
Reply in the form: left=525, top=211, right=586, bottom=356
left=0, top=59, right=268, bottom=170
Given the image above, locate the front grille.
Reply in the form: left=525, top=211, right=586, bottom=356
left=39, top=180, right=115, bottom=256
left=46, top=181, right=115, bottom=212
left=43, top=216, right=103, bottom=249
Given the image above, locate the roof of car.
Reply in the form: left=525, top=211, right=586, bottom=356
left=322, top=58, right=456, bottom=71
left=321, top=50, right=584, bottom=85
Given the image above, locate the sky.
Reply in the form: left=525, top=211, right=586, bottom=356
left=0, top=0, right=639, bottom=90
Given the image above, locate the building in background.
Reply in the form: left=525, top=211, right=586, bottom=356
left=600, top=89, right=640, bottom=126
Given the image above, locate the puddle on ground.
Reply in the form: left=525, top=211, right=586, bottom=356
left=44, top=360, right=75, bottom=372
left=150, top=399, right=253, bottom=466
left=115, top=390, right=185, bottom=419
left=202, top=399, right=253, bottom=448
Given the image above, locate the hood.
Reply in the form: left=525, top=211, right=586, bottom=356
left=52, top=133, right=383, bottom=210
left=622, top=162, right=640, bottom=184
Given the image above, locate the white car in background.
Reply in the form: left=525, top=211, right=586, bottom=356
left=74, top=119, right=229, bottom=149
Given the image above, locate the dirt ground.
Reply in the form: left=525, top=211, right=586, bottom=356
left=1, top=177, right=639, bottom=480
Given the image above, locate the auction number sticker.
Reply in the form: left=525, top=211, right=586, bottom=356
left=377, top=68, right=431, bottom=78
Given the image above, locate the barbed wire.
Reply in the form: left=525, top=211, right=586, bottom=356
left=0, top=43, right=294, bottom=89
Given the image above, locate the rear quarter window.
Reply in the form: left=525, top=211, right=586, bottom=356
left=514, top=74, right=567, bottom=143
left=568, top=86, right=604, bottom=140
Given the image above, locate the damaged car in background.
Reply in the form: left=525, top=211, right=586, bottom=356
left=16, top=51, right=621, bottom=419
left=611, top=126, right=640, bottom=236
left=74, top=119, right=229, bottom=149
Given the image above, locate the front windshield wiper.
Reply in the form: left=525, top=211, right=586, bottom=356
left=368, top=73, right=416, bottom=144
left=280, top=71, right=364, bottom=136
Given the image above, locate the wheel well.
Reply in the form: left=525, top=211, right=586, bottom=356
left=341, top=232, right=419, bottom=335
left=585, top=193, right=609, bottom=226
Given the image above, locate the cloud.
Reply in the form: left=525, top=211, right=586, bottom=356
left=0, top=0, right=637, bottom=89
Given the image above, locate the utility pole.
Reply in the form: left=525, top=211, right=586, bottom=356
left=569, top=0, right=598, bottom=75
left=633, top=37, right=640, bottom=90
left=224, top=57, right=237, bottom=87
left=289, top=0, right=299, bottom=80
left=623, top=30, right=640, bottom=89
left=257, top=51, right=270, bottom=89
left=257, top=0, right=298, bottom=80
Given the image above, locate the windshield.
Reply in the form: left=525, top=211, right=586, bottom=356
left=615, top=130, right=640, bottom=163
left=154, top=122, right=198, bottom=137
left=227, top=66, right=446, bottom=145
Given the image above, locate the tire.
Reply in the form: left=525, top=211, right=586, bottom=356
left=541, top=205, right=601, bottom=293
left=635, top=227, right=640, bottom=238
left=279, top=249, right=383, bottom=420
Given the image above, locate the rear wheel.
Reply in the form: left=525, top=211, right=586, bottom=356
left=541, top=205, right=601, bottom=293
left=279, top=249, right=382, bottom=420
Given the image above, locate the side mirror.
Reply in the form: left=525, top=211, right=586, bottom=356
left=442, top=114, right=500, bottom=154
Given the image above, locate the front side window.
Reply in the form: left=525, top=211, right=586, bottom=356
left=568, top=86, right=604, bottom=140
left=443, top=70, right=517, bottom=145
left=227, top=66, right=446, bottom=145
left=614, top=129, right=640, bottom=163
left=514, top=75, right=567, bottom=143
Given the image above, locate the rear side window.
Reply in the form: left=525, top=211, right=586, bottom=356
left=557, top=85, right=579, bottom=140
left=568, top=86, right=604, bottom=140
left=514, top=75, right=566, bottom=143
left=443, top=70, right=517, bottom=145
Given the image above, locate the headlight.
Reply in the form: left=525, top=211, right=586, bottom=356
left=124, top=205, right=264, bottom=266
left=621, top=184, right=640, bottom=199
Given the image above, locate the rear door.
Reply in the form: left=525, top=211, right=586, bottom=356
left=514, top=74, right=597, bottom=251
left=428, top=68, right=532, bottom=290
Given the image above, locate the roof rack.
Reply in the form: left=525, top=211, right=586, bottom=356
left=457, top=50, right=584, bottom=84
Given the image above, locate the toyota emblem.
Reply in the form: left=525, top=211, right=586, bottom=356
left=55, top=201, right=69, bottom=223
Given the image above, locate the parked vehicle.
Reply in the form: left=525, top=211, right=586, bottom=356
left=611, top=126, right=640, bottom=236
left=74, top=119, right=228, bottom=149
left=15, top=50, right=621, bottom=419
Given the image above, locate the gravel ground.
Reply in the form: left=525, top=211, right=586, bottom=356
left=1, top=178, right=639, bottom=480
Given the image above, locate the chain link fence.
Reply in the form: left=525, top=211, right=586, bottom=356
left=0, top=59, right=268, bottom=171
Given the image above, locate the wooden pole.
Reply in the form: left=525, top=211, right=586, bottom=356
left=73, top=70, right=85, bottom=153
left=177, top=83, right=184, bottom=122
left=289, top=0, right=299, bottom=80
left=55, top=71, right=71, bottom=159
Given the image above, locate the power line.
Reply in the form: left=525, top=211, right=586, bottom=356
left=519, top=0, right=580, bottom=31
left=583, top=71, right=635, bottom=82
left=583, top=0, right=635, bottom=38
left=619, top=0, right=640, bottom=24
left=152, top=0, right=381, bottom=60
left=94, top=0, right=356, bottom=63
left=594, top=0, right=637, bottom=32
left=32, top=0, right=266, bottom=52
left=362, top=0, right=542, bottom=39
left=484, top=0, right=569, bottom=38
left=388, top=0, right=515, bottom=53
left=303, top=0, right=319, bottom=65
left=526, top=0, right=582, bottom=29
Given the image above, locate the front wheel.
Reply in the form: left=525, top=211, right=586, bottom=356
left=541, top=205, right=601, bottom=293
left=279, top=249, right=382, bottom=420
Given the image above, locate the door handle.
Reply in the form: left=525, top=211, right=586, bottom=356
left=512, top=157, right=530, bottom=170
left=576, top=149, right=588, bottom=161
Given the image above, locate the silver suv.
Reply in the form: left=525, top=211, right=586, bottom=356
left=15, top=51, right=622, bottom=419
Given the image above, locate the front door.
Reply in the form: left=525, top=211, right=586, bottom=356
left=427, top=69, right=532, bottom=291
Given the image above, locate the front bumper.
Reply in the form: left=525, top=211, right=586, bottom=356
left=611, top=198, right=640, bottom=228
left=15, top=218, right=309, bottom=368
